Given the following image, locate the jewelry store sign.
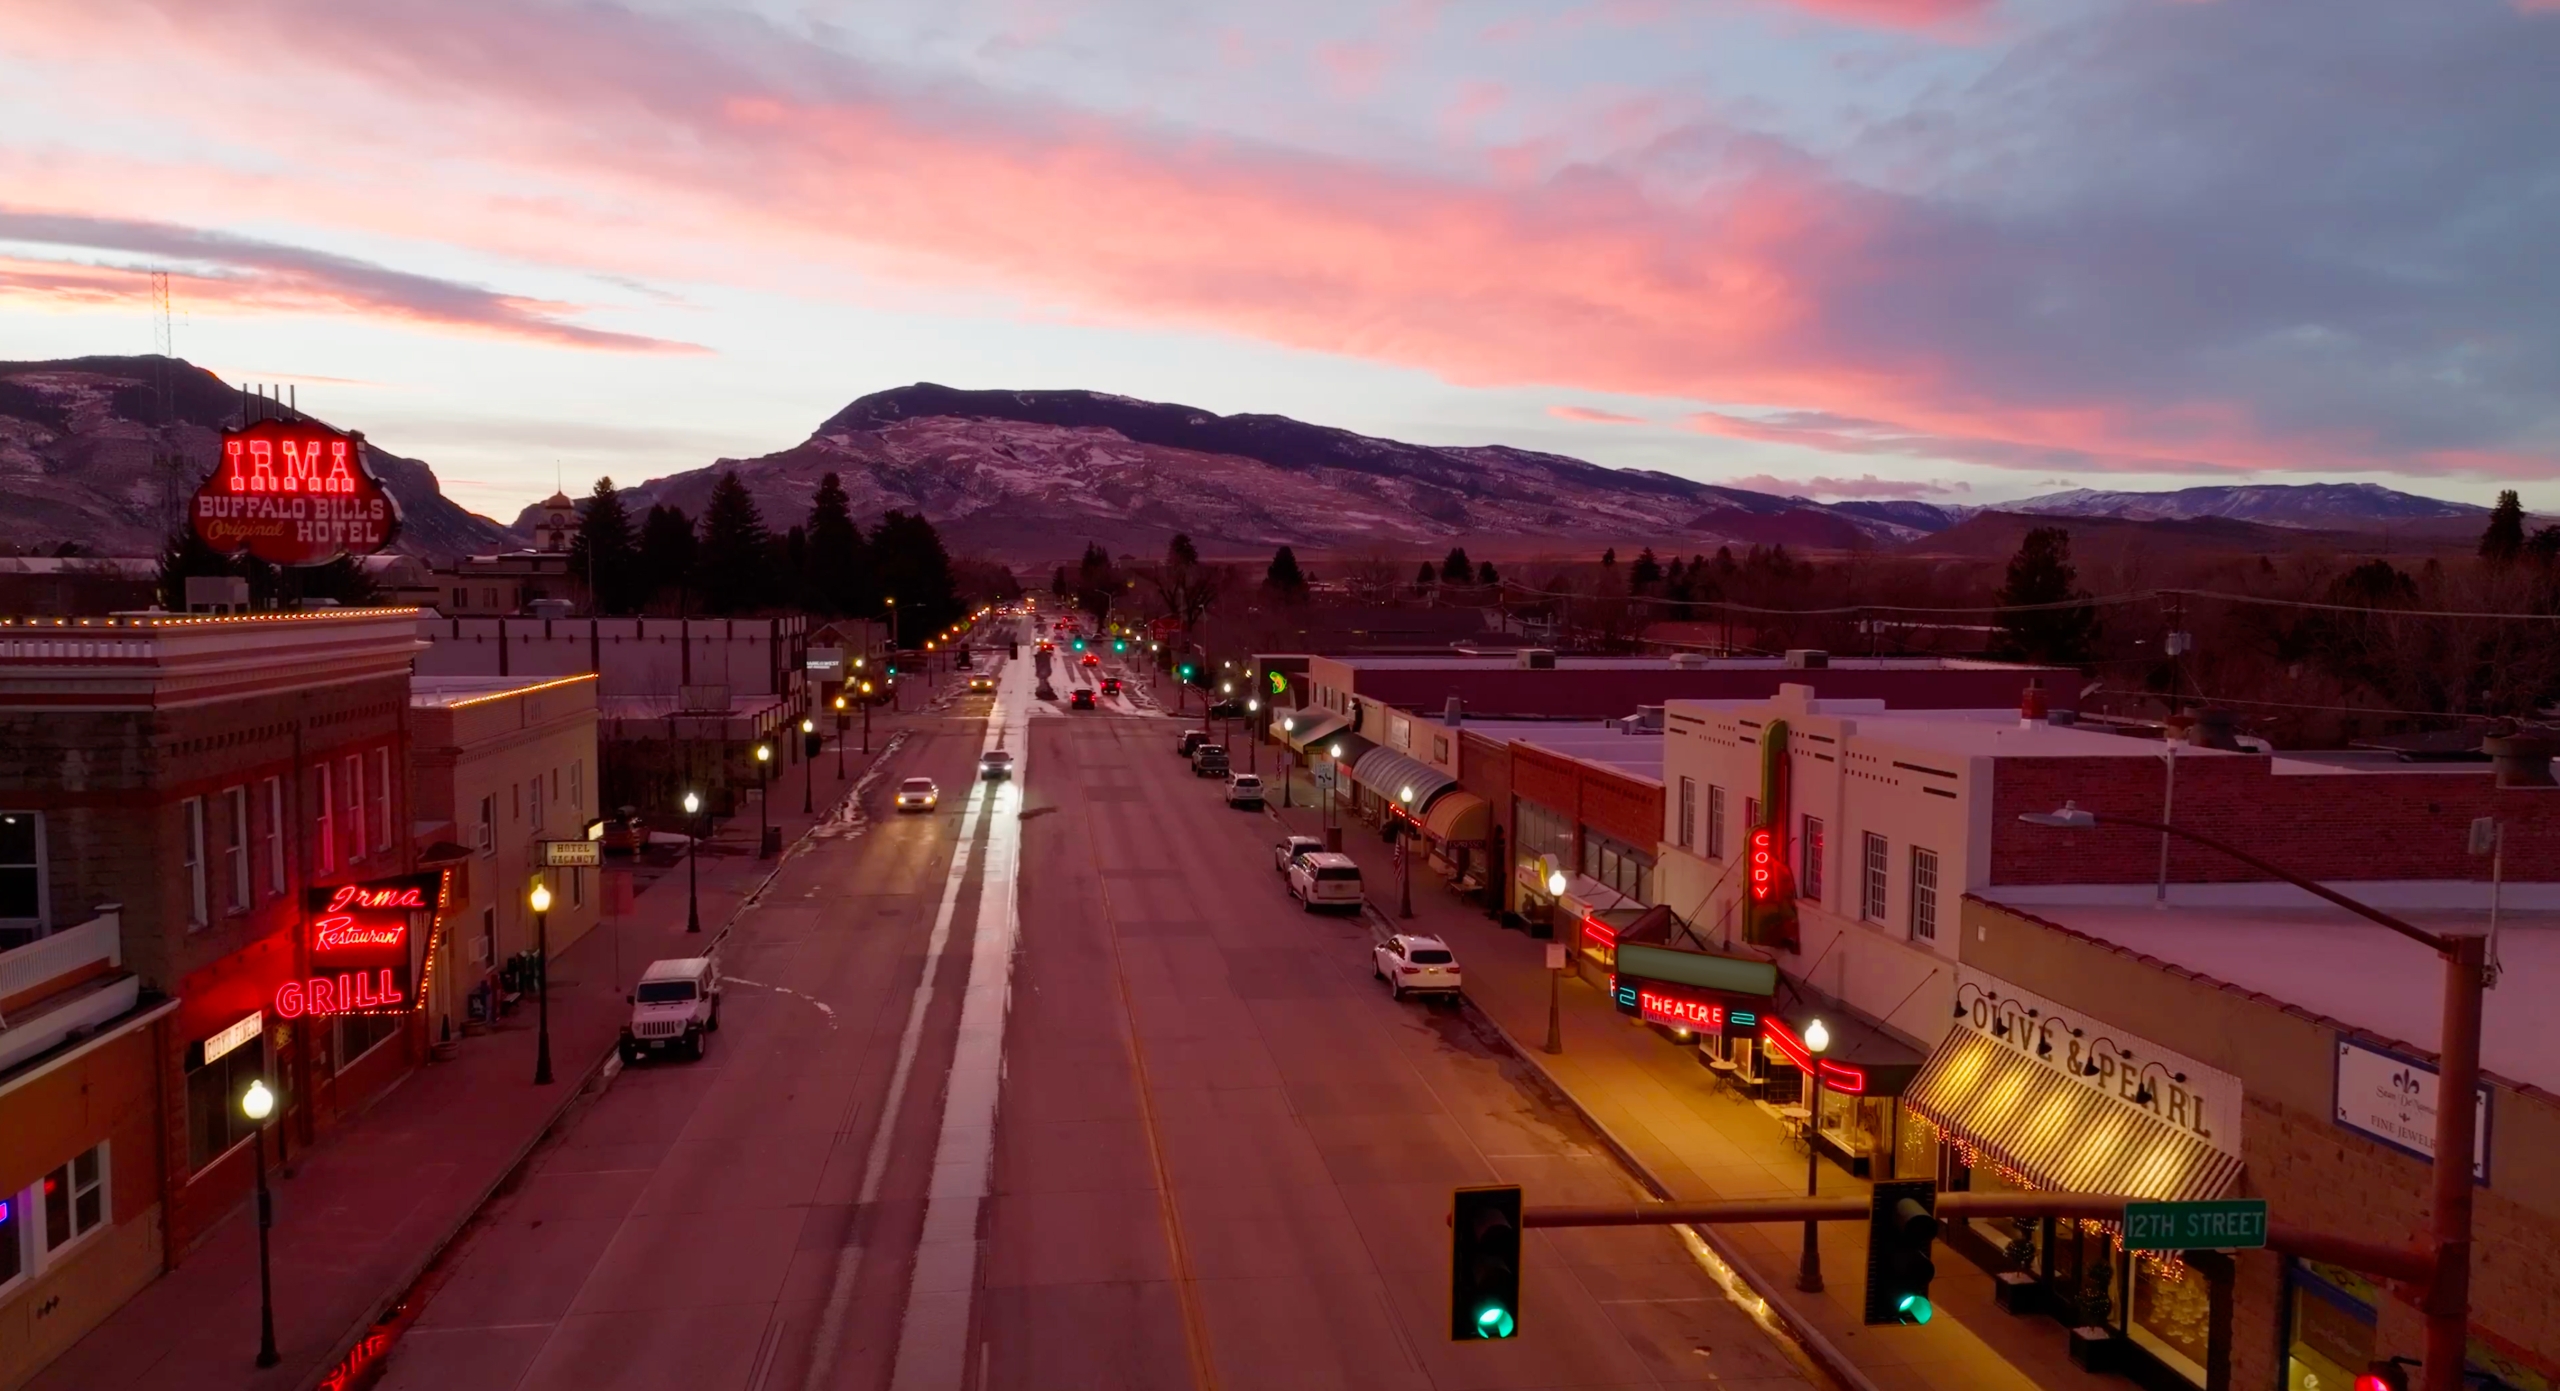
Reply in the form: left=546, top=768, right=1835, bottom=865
left=2334, top=1035, right=2491, bottom=1184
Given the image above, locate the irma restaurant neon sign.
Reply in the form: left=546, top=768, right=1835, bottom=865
left=279, top=874, right=440, bottom=1019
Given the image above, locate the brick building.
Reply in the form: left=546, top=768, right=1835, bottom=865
left=0, top=609, right=429, bottom=1291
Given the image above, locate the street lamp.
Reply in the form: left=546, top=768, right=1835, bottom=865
left=859, top=681, right=874, bottom=752
left=530, top=880, right=555, bottom=1085
left=754, top=742, right=773, bottom=858
left=832, top=695, right=848, bottom=778
left=1326, top=741, right=1344, bottom=833
left=1546, top=867, right=1568, bottom=897
left=1397, top=785, right=1416, bottom=918
left=1797, top=1017, right=1831, bottom=1293
left=1247, top=698, right=1261, bottom=774
left=801, top=716, right=816, bottom=813
left=241, top=1078, right=280, bottom=1367
left=2018, top=801, right=2486, bottom=1391
left=682, top=790, right=703, bottom=933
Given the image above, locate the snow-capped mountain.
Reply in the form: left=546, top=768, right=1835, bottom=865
left=1994, top=483, right=2485, bottom=530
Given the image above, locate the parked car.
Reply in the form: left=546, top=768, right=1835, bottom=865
left=1373, top=934, right=1462, bottom=1000
left=1070, top=688, right=1096, bottom=710
left=894, top=777, right=939, bottom=812
left=1287, top=852, right=1364, bottom=912
left=1191, top=743, right=1230, bottom=777
left=980, top=749, right=1015, bottom=780
left=599, top=805, right=648, bottom=855
left=1177, top=729, right=1210, bottom=757
left=1205, top=699, right=1244, bottom=719
left=1272, top=834, right=1324, bottom=873
left=1225, top=772, right=1264, bottom=808
left=619, top=956, right=721, bottom=1063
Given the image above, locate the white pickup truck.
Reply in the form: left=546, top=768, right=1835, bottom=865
left=619, top=955, right=721, bottom=1063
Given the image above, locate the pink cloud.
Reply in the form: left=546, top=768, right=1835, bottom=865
left=1724, top=472, right=1971, bottom=499
left=1550, top=404, right=1647, bottom=424
left=1782, top=0, right=1993, bottom=26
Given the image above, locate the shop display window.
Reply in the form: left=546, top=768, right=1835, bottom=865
left=2285, top=1260, right=2377, bottom=1391
left=336, top=1012, right=398, bottom=1072
left=2129, top=1256, right=2211, bottom=1387
left=185, top=1034, right=267, bottom=1171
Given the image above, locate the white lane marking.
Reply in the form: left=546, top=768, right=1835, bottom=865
left=888, top=637, right=1032, bottom=1390
left=799, top=715, right=1003, bottom=1391
left=725, top=975, right=839, bottom=1029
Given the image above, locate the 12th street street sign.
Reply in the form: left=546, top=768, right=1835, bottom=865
left=2123, top=1199, right=2267, bottom=1252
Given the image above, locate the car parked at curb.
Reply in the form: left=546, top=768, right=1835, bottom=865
left=1287, top=851, right=1363, bottom=912
left=1373, top=934, right=1462, bottom=1000
left=1177, top=729, right=1210, bottom=757
left=1191, top=743, right=1229, bottom=778
left=619, top=956, right=721, bottom=1063
left=1225, top=772, right=1263, bottom=808
left=1272, top=834, right=1324, bottom=873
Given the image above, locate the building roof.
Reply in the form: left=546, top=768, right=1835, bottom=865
left=1679, top=698, right=2253, bottom=762
left=1978, top=888, right=2559, bottom=1098
left=1331, top=654, right=2044, bottom=673
left=410, top=673, right=598, bottom=709
left=1476, top=719, right=1674, bottom=785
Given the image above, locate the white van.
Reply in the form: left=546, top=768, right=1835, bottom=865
left=619, top=956, right=722, bottom=1063
left=1287, top=852, right=1365, bottom=913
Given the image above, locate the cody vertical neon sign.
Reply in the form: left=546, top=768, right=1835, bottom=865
left=1743, top=720, right=1799, bottom=949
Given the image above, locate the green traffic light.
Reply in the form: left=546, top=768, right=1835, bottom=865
left=1897, top=1294, right=1932, bottom=1325
left=1473, top=1305, right=1516, bottom=1339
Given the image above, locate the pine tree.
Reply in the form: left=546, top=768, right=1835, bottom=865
left=1051, top=564, right=1072, bottom=599
left=871, top=510, right=961, bottom=636
left=1630, top=547, right=1662, bottom=591
left=567, top=476, right=642, bottom=614
left=1990, top=526, right=2099, bottom=663
left=638, top=503, right=696, bottom=613
left=806, top=472, right=869, bottom=616
left=1476, top=559, right=1498, bottom=586
left=1167, top=533, right=1201, bottom=568
left=1265, top=545, right=1310, bottom=602
left=1415, top=560, right=1437, bottom=593
left=693, top=472, right=771, bottom=614
left=1074, top=541, right=1119, bottom=624
left=1441, top=547, right=1472, bottom=583
left=2480, top=490, right=2527, bottom=564
left=1601, top=547, right=1617, bottom=568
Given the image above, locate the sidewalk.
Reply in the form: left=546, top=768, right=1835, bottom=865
left=1260, top=760, right=2127, bottom=1391
left=24, top=699, right=941, bottom=1391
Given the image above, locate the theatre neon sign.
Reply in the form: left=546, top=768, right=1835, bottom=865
left=278, top=873, right=439, bottom=1019
left=1638, top=987, right=1724, bottom=1032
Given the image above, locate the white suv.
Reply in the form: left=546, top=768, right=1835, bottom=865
left=620, top=956, right=721, bottom=1063
left=1373, top=934, right=1462, bottom=1000
left=1225, top=773, right=1263, bottom=808
left=1272, top=834, right=1324, bottom=873
left=1287, top=852, right=1364, bottom=913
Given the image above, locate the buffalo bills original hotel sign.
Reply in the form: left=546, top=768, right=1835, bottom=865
left=192, top=418, right=402, bottom=565
left=278, top=874, right=440, bottom=1019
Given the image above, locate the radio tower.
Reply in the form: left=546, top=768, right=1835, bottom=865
left=150, top=271, right=187, bottom=532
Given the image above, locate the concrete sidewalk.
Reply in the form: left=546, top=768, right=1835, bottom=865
left=1260, top=760, right=2128, bottom=1391
left=23, top=703, right=944, bottom=1391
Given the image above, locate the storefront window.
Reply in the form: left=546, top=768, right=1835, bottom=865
left=2129, top=1257, right=2211, bottom=1387
left=336, top=1013, right=398, bottom=1072
left=1515, top=799, right=1573, bottom=864
left=185, top=1033, right=267, bottom=1171
left=1581, top=831, right=1654, bottom=904
left=2286, top=1260, right=2377, bottom=1391
left=1817, top=1089, right=1893, bottom=1171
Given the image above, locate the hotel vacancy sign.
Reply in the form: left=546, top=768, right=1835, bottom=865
left=2334, top=1035, right=2492, bottom=1184
left=1953, top=965, right=2244, bottom=1159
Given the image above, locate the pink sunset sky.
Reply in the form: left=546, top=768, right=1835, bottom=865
left=2, top=0, right=2554, bottom=517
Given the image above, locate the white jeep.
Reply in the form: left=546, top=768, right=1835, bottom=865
left=619, top=956, right=721, bottom=1063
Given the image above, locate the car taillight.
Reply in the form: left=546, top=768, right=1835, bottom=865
left=1399, top=967, right=1422, bottom=975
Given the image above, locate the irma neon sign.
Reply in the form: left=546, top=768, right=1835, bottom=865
left=279, top=873, right=439, bottom=1019
left=191, top=419, right=402, bottom=565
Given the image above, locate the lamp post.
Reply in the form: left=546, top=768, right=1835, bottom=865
left=1397, top=785, right=1417, bottom=918
left=241, top=1078, right=281, bottom=1368
left=1326, top=742, right=1344, bottom=835
left=859, top=681, right=874, bottom=753
left=885, top=596, right=897, bottom=653
left=2019, top=802, right=2484, bottom=1391
left=531, top=880, right=554, bottom=1085
left=682, top=791, right=702, bottom=933
left=1796, top=1017, right=1831, bottom=1293
left=754, top=742, right=773, bottom=858
left=833, top=696, right=848, bottom=778
left=1220, top=682, right=1234, bottom=752
left=1547, top=866, right=1568, bottom=939
left=1247, top=698, right=1261, bottom=774
left=801, top=717, right=816, bottom=813
left=1544, top=936, right=1564, bottom=1054
left=1280, top=717, right=1296, bottom=807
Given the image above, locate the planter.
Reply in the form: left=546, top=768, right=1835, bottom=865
left=429, top=1039, right=461, bottom=1063
left=1994, top=1271, right=2041, bottom=1316
left=2068, top=1326, right=2118, bottom=1373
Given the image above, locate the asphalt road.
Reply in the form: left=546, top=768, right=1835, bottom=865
left=378, top=622, right=1818, bottom=1391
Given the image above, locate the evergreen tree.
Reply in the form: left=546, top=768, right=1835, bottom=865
left=1265, top=545, right=1310, bottom=602
left=1074, top=541, right=1119, bottom=624
left=1476, top=559, right=1498, bottom=586
left=1441, top=546, right=1472, bottom=584
left=1990, top=526, right=2099, bottom=663
left=806, top=472, right=869, bottom=616
left=2480, top=490, right=2527, bottom=564
left=782, top=525, right=810, bottom=610
left=693, top=472, right=771, bottom=614
left=1415, top=560, right=1437, bottom=593
left=156, top=525, right=248, bottom=610
left=1601, top=547, right=1617, bottom=568
left=871, top=510, right=961, bottom=636
left=1051, top=564, right=1072, bottom=599
left=1167, top=533, right=1201, bottom=568
left=567, top=476, right=642, bottom=614
left=2530, top=526, right=2560, bottom=568
left=638, top=503, right=696, bottom=612
left=1630, top=547, right=1662, bottom=591
left=1714, top=545, right=1737, bottom=577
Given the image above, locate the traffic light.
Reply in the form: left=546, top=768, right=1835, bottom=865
left=1073, top=638, right=1086, bottom=652
left=1114, top=639, right=1127, bottom=652
left=2355, top=1360, right=2413, bottom=1391
left=1449, top=1185, right=1521, bottom=1340
left=1179, top=663, right=1195, bottom=680
left=1862, top=1179, right=1939, bottom=1326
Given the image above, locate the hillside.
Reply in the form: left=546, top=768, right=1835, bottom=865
left=0, top=356, right=516, bottom=560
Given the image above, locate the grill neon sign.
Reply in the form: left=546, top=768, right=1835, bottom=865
left=282, top=873, right=438, bottom=1018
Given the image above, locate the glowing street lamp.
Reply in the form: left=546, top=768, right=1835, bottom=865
left=801, top=716, right=817, bottom=813
left=242, top=1077, right=280, bottom=1367
left=755, top=742, right=773, bottom=858
left=530, top=880, right=555, bottom=1086
left=1396, top=784, right=1417, bottom=918
left=1546, top=867, right=1569, bottom=897
left=859, top=680, right=875, bottom=752
left=832, top=695, right=848, bottom=777
left=1797, top=1018, right=1831, bottom=1293
left=682, top=790, right=703, bottom=933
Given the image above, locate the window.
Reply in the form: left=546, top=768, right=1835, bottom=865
left=1862, top=832, right=1889, bottom=923
left=451, top=587, right=467, bottom=610
left=258, top=778, right=285, bottom=898
left=635, top=979, right=697, bottom=1004
left=477, top=794, right=496, bottom=855
left=1676, top=778, right=1697, bottom=851
left=1909, top=847, right=1939, bottom=940
left=372, top=748, right=393, bottom=854
left=182, top=796, right=209, bottom=928
left=42, top=1144, right=107, bottom=1253
left=0, top=811, right=45, bottom=945
left=530, top=774, right=544, bottom=831
left=1581, top=832, right=1655, bottom=905
left=1432, top=736, right=1449, bottom=765
left=223, top=786, right=250, bottom=913
left=570, top=760, right=583, bottom=815
left=1801, top=816, right=1824, bottom=903
left=184, top=1030, right=266, bottom=1171
left=1707, top=786, right=1726, bottom=861
left=336, top=1013, right=396, bottom=1071
left=1744, top=797, right=1760, bottom=837
left=313, top=763, right=335, bottom=874
left=342, top=755, right=365, bottom=861
left=1513, top=799, right=1574, bottom=865
left=571, top=866, right=584, bottom=908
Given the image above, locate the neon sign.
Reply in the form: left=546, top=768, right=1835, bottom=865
left=284, top=873, right=439, bottom=1018
left=1759, top=1017, right=1869, bottom=1093
left=1580, top=913, right=1617, bottom=950
left=1763, top=1016, right=1813, bottom=1072
left=192, top=419, right=402, bottom=566
left=275, top=972, right=406, bottom=1017
left=1639, top=988, right=1724, bottom=1033
left=1748, top=826, right=1775, bottom=902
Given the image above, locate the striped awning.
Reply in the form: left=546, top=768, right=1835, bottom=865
left=1349, top=747, right=1456, bottom=810
left=1275, top=708, right=1346, bottom=751
left=1422, top=790, right=1490, bottom=844
left=1903, top=1031, right=2243, bottom=1202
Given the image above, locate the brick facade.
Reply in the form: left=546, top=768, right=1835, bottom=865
left=1504, top=742, right=1663, bottom=862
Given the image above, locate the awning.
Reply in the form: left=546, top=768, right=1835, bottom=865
left=1904, top=1031, right=2244, bottom=1200
left=1317, top=732, right=1377, bottom=769
left=1422, top=790, right=1490, bottom=843
left=1349, top=747, right=1456, bottom=809
left=1276, top=708, right=1346, bottom=751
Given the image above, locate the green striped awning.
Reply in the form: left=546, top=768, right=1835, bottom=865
left=1903, top=1031, right=2243, bottom=1202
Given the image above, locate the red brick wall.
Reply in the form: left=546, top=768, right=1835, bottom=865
left=1989, top=755, right=2560, bottom=884
left=1510, top=744, right=1578, bottom=818
left=1505, top=744, right=1662, bottom=855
